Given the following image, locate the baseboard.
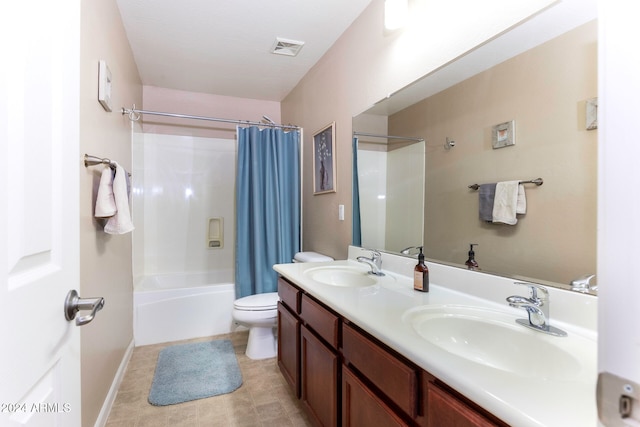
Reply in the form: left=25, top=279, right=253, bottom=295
left=94, top=338, right=135, bottom=427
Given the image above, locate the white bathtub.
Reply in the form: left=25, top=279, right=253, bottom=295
left=134, top=271, right=236, bottom=346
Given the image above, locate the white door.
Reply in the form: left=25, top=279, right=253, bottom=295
left=597, top=1, right=640, bottom=425
left=0, top=1, right=81, bottom=426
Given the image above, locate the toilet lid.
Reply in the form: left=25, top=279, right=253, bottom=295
left=293, top=251, right=333, bottom=263
left=234, top=292, right=279, bottom=310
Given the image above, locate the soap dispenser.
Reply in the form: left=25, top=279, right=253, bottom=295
left=465, top=243, right=479, bottom=270
left=414, top=246, right=429, bottom=292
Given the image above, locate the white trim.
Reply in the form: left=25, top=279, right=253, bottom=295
left=299, top=128, right=304, bottom=250
left=94, top=339, right=135, bottom=427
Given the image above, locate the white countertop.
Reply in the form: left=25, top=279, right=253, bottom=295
left=274, top=247, right=598, bottom=427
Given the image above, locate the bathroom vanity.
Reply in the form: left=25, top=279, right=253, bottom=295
left=273, top=247, right=597, bottom=427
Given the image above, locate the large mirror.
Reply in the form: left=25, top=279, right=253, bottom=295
left=353, top=4, right=598, bottom=292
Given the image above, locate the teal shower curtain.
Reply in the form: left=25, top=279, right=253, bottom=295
left=235, top=126, right=301, bottom=298
left=352, top=137, right=362, bottom=246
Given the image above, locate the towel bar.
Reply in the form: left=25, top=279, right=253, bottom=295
left=468, top=177, right=543, bottom=191
left=84, top=154, right=131, bottom=176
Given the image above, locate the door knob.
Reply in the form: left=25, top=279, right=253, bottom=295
left=64, top=290, right=105, bottom=326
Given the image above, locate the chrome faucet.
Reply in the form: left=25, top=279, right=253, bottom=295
left=506, top=282, right=567, bottom=337
left=400, top=246, right=417, bottom=255
left=357, top=250, right=385, bottom=276
left=570, top=274, right=597, bottom=293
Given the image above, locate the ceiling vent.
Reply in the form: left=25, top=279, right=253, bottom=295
left=271, top=37, right=305, bottom=56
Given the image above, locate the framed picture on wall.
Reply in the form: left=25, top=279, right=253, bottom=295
left=313, top=122, right=336, bottom=195
left=492, top=120, right=515, bottom=149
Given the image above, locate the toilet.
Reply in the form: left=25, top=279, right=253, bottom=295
left=233, top=251, right=333, bottom=359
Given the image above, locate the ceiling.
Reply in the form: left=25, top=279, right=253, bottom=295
left=115, top=0, right=372, bottom=102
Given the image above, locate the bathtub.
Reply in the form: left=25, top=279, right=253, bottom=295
left=134, top=271, right=236, bottom=346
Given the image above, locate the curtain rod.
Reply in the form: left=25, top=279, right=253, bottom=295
left=121, top=106, right=300, bottom=130
left=353, top=131, right=424, bottom=142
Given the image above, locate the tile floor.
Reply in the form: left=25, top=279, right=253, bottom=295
left=105, top=330, right=312, bottom=427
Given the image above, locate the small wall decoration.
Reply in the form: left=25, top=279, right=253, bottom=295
left=313, top=122, right=336, bottom=195
left=98, top=60, right=113, bottom=112
left=586, top=97, right=598, bottom=130
left=492, top=120, right=515, bottom=149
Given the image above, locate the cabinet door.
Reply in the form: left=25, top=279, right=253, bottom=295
left=427, top=382, right=503, bottom=427
left=301, top=325, right=339, bottom=427
left=277, top=302, right=300, bottom=397
left=343, top=366, right=409, bottom=427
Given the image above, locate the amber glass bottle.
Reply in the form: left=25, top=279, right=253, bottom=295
left=413, top=246, right=429, bottom=292
left=465, top=243, right=479, bottom=270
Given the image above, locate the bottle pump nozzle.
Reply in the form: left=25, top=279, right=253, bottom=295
left=465, top=243, right=479, bottom=270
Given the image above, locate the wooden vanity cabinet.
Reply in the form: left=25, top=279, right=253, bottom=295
left=277, top=276, right=508, bottom=427
left=277, top=277, right=340, bottom=427
left=343, top=322, right=508, bottom=427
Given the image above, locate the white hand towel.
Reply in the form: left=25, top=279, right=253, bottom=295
left=492, top=181, right=520, bottom=225
left=95, top=167, right=117, bottom=218
left=104, top=162, right=135, bottom=234
left=516, top=184, right=527, bottom=214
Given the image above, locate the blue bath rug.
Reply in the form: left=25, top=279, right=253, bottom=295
left=148, top=339, right=242, bottom=406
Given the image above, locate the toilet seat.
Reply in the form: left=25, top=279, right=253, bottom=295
left=233, top=292, right=279, bottom=311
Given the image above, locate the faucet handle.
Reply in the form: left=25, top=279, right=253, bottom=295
left=570, top=274, right=596, bottom=293
left=363, top=248, right=381, bottom=259
left=513, top=282, right=548, bottom=301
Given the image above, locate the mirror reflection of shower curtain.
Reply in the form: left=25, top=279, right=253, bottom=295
left=235, top=126, right=301, bottom=298
left=352, top=137, right=362, bottom=246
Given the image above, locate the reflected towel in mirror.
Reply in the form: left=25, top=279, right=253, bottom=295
left=493, top=181, right=522, bottom=225
left=479, top=183, right=496, bottom=221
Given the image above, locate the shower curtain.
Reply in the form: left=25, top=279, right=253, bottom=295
left=352, top=137, right=362, bottom=246
left=235, top=126, right=301, bottom=298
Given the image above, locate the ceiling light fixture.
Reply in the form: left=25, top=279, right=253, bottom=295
left=271, top=37, right=305, bottom=56
left=384, top=0, right=409, bottom=31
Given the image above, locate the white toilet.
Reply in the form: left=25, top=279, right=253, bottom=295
left=233, top=251, right=333, bottom=360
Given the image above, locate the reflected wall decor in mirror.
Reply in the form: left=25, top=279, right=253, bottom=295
left=353, top=3, right=598, bottom=292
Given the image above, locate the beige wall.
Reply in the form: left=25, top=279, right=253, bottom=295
left=79, top=0, right=142, bottom=425
left=281, top=0, right=555, bottom=260
left=142, top=86, right=282, bottom=139
left=389, top=21, right=597, bottom=284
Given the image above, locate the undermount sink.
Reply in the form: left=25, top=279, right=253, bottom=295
left=402, top=305, right=584, bottom=380
left=303, top=265, right=379, bottom=287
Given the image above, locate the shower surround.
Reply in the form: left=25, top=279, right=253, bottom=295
left=132, top=133, right=237, bottom=345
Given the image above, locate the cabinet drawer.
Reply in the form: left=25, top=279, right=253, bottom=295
left=342, top=323, right=418, bottom=418
left=278, top=277, right=300, bottom=313
left=300, top=294, right=339, bottom=349
left=426, top=382, right=507, bottom=427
